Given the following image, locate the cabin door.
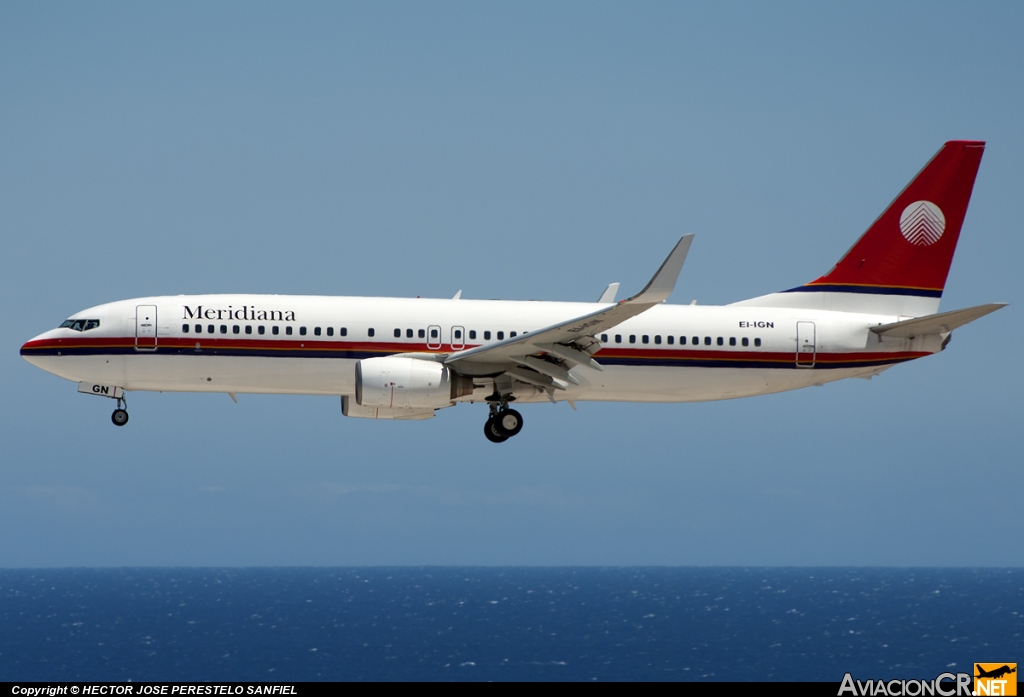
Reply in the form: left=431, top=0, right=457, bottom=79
left=136, top=305, right=158, bottom=351
left=796, top=321, right=816, bottom=367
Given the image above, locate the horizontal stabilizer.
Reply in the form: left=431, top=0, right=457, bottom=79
left=871, top=303, right=1007, bottom=338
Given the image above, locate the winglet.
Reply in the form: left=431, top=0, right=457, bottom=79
left=597, top=283, right=620, bottom=303
left=626, top=234, right=693, bottom=305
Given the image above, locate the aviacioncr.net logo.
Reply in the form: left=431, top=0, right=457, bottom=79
left=839, top=672, right=972, bottom=696
left=975, top=663, right=1017, bottom=696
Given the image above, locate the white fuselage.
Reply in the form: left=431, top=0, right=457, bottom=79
left=21, top=294, right=940, bottom=406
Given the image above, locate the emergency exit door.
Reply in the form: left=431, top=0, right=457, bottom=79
left=136, top=305, right=158, bottom=350
left=796, top=321, right=815, bottom=368
left=427, top=325, right=442, bottom=350
left=451, top=326, right=465, bottom=350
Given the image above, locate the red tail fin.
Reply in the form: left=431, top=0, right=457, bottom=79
left=798, top=140, right=984, bottom=299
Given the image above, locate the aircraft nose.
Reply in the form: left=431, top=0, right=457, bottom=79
left=21, top=329, right=55, bottom=362
left=21, top=334, right=41, bottom=355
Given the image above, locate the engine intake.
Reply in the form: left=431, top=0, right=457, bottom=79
left=355, top=356, right=473, bottom=410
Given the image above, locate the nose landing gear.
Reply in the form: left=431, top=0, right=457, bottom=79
left=484, top=399, right=523, bottom=443
left=111, top=395, right=129, bottom=427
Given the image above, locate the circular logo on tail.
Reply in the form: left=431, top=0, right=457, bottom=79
left=899, top=201, right=946, bottom=246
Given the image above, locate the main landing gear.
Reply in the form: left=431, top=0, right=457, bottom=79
left=484, top=398, right=523, bottom=443
left=111, top=395, right=129, bottom=427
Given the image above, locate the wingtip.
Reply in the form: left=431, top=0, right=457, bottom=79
left=628, top=234, right=694, bottom=304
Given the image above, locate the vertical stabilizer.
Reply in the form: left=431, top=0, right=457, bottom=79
left=733, top=141, right=985, bottom=316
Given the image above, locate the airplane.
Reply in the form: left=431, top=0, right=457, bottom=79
left=21, top=140, right=1006, bottom=442
left=975, top=665, right=1016, bottom=680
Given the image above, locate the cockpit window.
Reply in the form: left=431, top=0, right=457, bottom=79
left=60, top=319, right=100, bottom=332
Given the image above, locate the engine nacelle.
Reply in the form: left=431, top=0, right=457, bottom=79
left=355, top=356, right=473, bottom=410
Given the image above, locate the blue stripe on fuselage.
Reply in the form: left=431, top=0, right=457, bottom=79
left=782, top=284, right=942, bottom=298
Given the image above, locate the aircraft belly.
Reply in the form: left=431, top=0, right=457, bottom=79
left=22, top=355, right=127, bottom=386
left=118, top=354, right=357, bottom=395
left=514, top=365, right=863, bottom=404
left=37, top=350, right=894, bottom=402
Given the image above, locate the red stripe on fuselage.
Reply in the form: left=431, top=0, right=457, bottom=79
left=21, top=335, right=929, bottom=365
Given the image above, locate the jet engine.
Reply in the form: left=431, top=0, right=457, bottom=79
left=355, top=356, right=474, bottom=410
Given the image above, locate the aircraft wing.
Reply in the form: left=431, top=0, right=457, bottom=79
left=445, top=235, right=693, bottom=377
left=870, top=302, right=1007, bottom=338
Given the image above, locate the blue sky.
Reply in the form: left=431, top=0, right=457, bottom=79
left=1, top=2, right=1021, bottom=566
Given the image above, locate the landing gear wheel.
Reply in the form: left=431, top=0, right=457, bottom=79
left=111, top=409, right=129, bottom=427
left=494, top=409, right=523, bottom=438
left=484, top=417, right=508, bottom=443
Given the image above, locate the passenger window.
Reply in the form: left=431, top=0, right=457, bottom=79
left=394, top=328, right=401, bottom=338
left=601, top=334, right=608, bottom=343
left=742, top=337, right=749, bottom=347
left=615, top=334, right=622, bottom=343
left=469, top=330, right=477, bottom=340
left=484, top=331, right=491, bottom=340
left=654, top=335, right=662, bottom=345
left=340, top=327, right=347, bottom=336
left=368, top=328, right=375, bottom=337
left=642, top=335, right=649, bottom=344
left=232, top=325, right=240, bottom=334
left=754, top=338, right=762, bottom=347
left=693, top=336, right=699, bottom=345
left=678, top=336, right=685, bottom=345
left=258, top=326, right=265, bottom=335
left=704, top=336, right=711, bottom=345
left=272, top=326, right=279, bottom=335
left=245, top=326, right=252, bottom=335
left=286, top=326, right=293, bottom=336
left=509, top=331, right=516, bottom=338
left=326, top=327, right=333, bottom=336
left=208, top=325, right=215, bottom=334
left=299, top=327, right=307, bottom=336
left=221, top=325, right=228, bottom=334
left=406, top=329, right=413, bottom=338
left=418, top=329, right=425, bottom=339
left=629, top=335, right=636, bottom=344
left=729, top=337, right=736, bottom=346
left=430, top=328, right=438, bottom=339
left=314, top=327, right=321, bottom=336
left=182, top=324, right=189, bottom=333
left=497, top=331, right=504, bottom=340
left=195, top=324, right=202, bottom=333
left=667, top=336, right=674, bottom=345
left=717, top=337, right=723, bottom=346
left=455, top=329, right=463, bottom=339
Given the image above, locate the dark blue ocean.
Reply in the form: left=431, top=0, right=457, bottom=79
left=1, top=568, right=1020, bottom=682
